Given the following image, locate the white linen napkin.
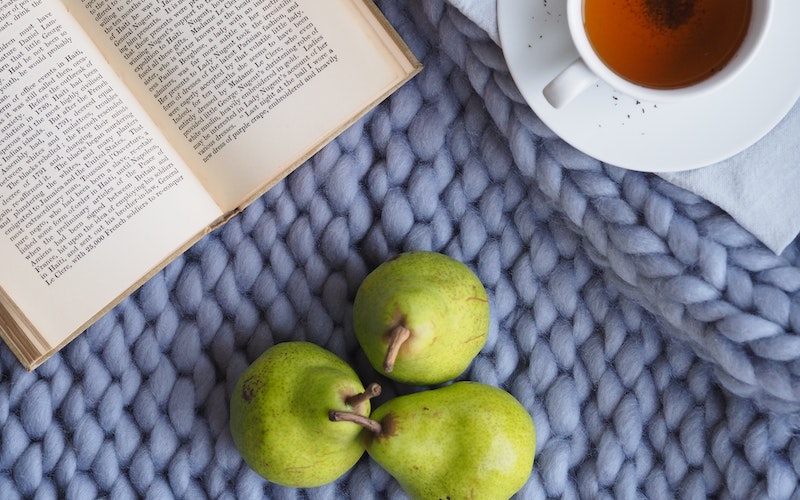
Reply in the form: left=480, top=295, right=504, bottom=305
left=448, top=0, right=800, bottom=254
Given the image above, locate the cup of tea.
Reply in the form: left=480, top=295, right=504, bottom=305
left=543, top=0, right=773, bottom=108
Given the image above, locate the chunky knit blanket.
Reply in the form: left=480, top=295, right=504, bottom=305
left=3, top=1, right=800, bottom=498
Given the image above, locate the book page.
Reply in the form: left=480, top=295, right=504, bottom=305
left=64, top=0, right=420, bottom=210
left=0, top=0, right=222, bottom=351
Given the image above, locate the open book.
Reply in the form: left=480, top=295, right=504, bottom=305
left=0, top=0, right=421, bottom=369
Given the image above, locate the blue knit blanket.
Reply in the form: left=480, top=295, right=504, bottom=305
left=3, top=1, right=800, bottom=498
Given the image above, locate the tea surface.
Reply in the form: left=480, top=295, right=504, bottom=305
left=584, top=0, right=752, bottom=89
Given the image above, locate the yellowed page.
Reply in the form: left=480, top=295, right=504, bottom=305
left=0, top=0, right=222, bottom=349
left=64, top=0, right=419, bottom=210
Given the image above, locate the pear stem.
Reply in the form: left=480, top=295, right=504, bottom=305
left=384, top=324, right=411, bottom=373
left=329, top=410, right=382, bottom=434
left=345, top=382, right=382, bottom=408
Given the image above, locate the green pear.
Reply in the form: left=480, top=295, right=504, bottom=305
left=331, top=381, right=536, bottom=499
left=353, top=251, right=490, bottom=385
left=229, top=341, right=380, bottom=488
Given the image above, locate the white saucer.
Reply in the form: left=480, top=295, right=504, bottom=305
left=497, top=0, right=800, bottom=172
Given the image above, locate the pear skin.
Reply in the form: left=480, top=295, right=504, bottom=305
left=353, top=251, right=490, bottom=385
left=229, top=341, right=376, bottom=488
left=361, top=382, right=535, bottom=500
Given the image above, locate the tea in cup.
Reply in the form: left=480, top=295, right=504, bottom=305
left=543, top=0, right=772, bottom=108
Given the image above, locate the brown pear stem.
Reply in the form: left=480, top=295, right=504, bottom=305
left=345, top=382, right=382, bottom=408
left=329, top=410, right=382, bottom=434
left=384, top=324, right=411, bottom=373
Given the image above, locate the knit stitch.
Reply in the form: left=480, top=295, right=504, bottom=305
left=1, top=1, right=800, bottom=498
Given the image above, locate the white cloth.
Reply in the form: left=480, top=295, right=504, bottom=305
left=449, top=0, right=800, bottom=254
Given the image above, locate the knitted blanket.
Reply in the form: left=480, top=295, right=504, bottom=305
left=2, top=1, right=800, bottom=498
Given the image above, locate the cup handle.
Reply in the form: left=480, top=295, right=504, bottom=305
left=543, top=58, right=599, bottom=109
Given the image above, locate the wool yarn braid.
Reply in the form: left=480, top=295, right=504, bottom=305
left=2, top=0, right=800, bottom=498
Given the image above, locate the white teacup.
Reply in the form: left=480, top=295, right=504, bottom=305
left=543, top=0, right=773, bottom=109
